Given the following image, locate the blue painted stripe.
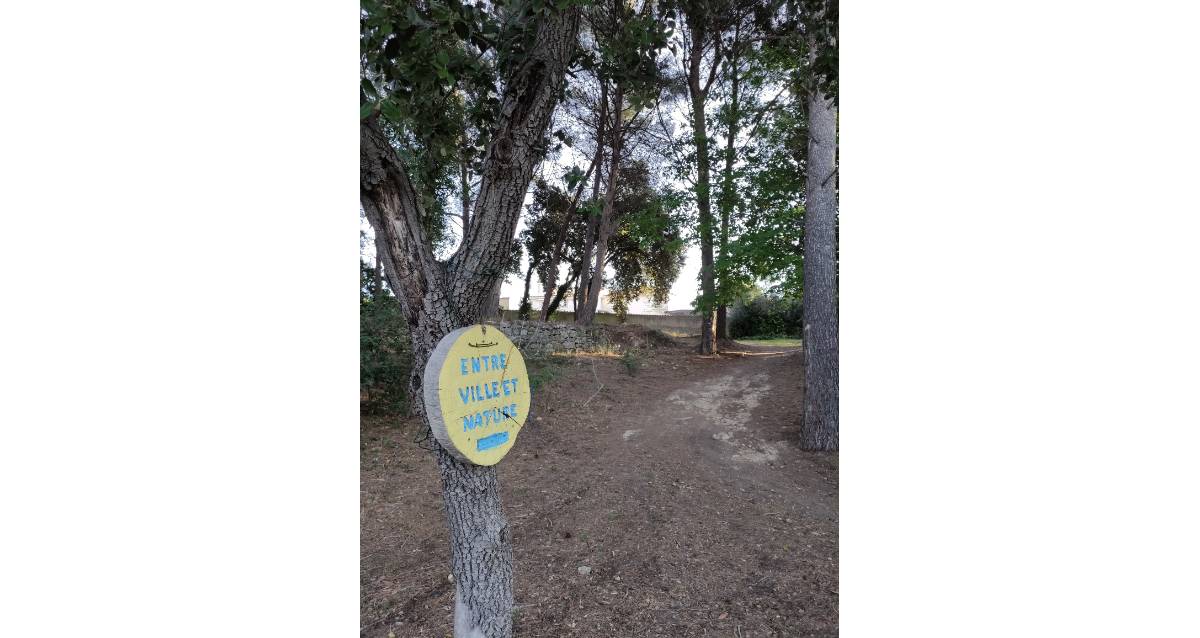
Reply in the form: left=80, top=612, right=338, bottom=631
left=476, top=431, right=509, bottom=451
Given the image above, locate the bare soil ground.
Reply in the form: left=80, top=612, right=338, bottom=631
left=361, top=336, right=838, bottom=637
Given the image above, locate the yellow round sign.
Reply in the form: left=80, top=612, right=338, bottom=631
left=422, top=324, right=531, bottom=465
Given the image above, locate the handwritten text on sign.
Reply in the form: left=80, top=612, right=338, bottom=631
left=423, top=325, right=531, bottom=465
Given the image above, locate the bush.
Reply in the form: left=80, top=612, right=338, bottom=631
left=619, top=350, right=643, bottom=376
left=728, top=295, right=802, bottom=339
left=361, top=261, right=412, bottom=415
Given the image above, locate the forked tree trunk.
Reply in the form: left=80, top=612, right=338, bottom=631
left=359, top=8, right=581, bottom=636
left=801, top=39, right=839, bottom=452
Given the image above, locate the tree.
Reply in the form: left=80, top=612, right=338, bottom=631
left=800, top=0, right=838, bottom=451
left=601, top=162, right=687, bottom=318
left=360, top=1, right=582, bottom=635
left=519, top=177, right=588, bottom=318
left=572, top=0, right=671, bottom=325
left=678, top=0, right=722, bottom=353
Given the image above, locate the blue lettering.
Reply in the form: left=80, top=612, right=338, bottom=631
left=490, top=355, right=499, bottom=370
left=499, top=354, right=507, bottom=369
left=492, top=381, right=499, bottom=398
left=462, top=413, right=482, bottom=431
left=458, top=387, right=470, bottom=405
left=460, top=358, right=468, bottom=375
left=472, top=358, right=481, bottom=373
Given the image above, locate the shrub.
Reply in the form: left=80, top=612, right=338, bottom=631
left=619, top=350, right=643, bottom=376
left=361, top=261, right=411, bottom=415
left=728, top=295, right=803, bottom=339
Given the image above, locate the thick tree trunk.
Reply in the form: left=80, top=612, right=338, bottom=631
left=360, top=7, right=581, bottom=636
left=688, top=30, right=717, bottom=354
left=485, top=278, right=503, bottom=319
left=801, top=64, right=839, bottom=452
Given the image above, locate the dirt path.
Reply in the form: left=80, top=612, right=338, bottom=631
left=361, top=338, right=838, bottom=637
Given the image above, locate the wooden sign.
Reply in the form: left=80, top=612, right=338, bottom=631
left=423, top=324, right=531, bottom=465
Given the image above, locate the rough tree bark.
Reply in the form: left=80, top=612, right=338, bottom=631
left=359, top=8, right=581, bottom=637
left=801, top=25, right=839, bottom=452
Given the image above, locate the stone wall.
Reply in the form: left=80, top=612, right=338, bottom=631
left=494, top=320, right=604, bottom=357
left=499, top=310, right=698, bottom=335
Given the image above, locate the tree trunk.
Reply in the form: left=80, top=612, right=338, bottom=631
left=573, top=81, right=607, bottom=321
left=359, top=7, right=581, bottom=636
left=577, top=84, right=624, bottom=326
left=715, top=31, right=741, bottom=343
left=485, top=278, right=503, bottom=319
left=547, top=262, right=579, bottom=317
left=688, top=27, right=717, bottom=354
left=801, top=39, right=839, bottom=452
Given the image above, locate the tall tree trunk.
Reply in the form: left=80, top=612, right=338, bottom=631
left=688, top=28, right=717, bottom=354
left=716, top=41, right=740, bottom=341
left=359, top=8, right=580, bottom=637
left=573, top=81, right=608, bottom=319
left=801, top=30, right=839, bottom=452
left=577, top=84, right=624, bottom=325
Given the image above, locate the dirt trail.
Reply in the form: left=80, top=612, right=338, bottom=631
left=361, top=338, right=838, bottom=637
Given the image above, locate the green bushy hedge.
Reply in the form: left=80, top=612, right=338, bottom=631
left=728, top=295, right=803, bottom=339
